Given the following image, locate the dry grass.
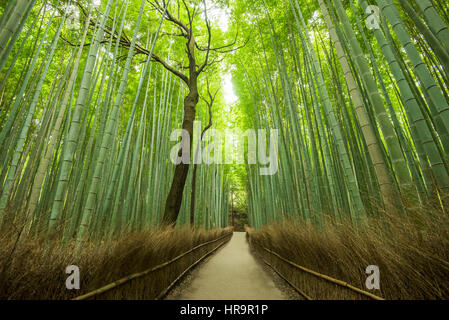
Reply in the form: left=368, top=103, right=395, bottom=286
left=247, top=208, right=449, bottom=300
left=0, top=227, right=233, bottom=300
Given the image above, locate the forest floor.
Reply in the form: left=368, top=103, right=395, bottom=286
left=165, top=232, right=299, bottom=300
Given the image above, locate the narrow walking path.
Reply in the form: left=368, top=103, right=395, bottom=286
left=172, top=232, right=287, bottom=300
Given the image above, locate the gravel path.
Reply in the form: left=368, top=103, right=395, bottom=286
left=166, top=232, right=291, bottom=300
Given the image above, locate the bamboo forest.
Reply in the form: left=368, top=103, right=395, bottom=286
left=1, top=0, right=449, bottom=302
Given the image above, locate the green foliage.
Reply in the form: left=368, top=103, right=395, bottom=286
left=1, top=0, right=449, bottom=246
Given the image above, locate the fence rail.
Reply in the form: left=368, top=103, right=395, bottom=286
left=260, top=256, right=313, bottom=300
left=155, top=238, right=230, bottom=300
left=250, top=239, right=384, bottom=300
left=72, top=232, right=233, bottom=300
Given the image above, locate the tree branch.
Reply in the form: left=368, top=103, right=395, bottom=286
left=200, top=77, right=218, bottom=137
left=152, top=53, right=189, bottom=84
left=148, top=0, right=190, bottom=36
left=198, top=0, right=212, bottom=74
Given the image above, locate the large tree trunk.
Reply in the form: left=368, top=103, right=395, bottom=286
left=162, top=83, right=199, bottom=226
left=190, top=104, right=213, bottom=228
left=189, top=163, right=199, bottom=227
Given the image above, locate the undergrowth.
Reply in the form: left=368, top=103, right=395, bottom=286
left=247, top=207, right=449, bottom=300
left=0, top=227, right=232, bottom=299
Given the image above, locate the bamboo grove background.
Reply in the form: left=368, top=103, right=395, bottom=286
left=230, top=0, right=449, bottom=229
left=0, top=0, right=230, bottom=251
left=1, top=0, right=449, bottom=300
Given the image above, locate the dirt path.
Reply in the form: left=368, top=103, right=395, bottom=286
left=170, top=232, right=288, bottom=300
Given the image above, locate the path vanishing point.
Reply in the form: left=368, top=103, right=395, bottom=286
left=169, top=232, right=288, bottom=300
